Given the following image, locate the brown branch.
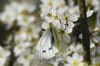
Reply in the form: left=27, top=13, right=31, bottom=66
left=8, top=32, right=16, bottom=66
left=78, top=0, right=91, bottom=64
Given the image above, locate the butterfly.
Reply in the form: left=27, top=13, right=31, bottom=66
left=34, top=29, right=59, bottom=59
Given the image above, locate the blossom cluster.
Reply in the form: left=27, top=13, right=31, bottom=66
left=0, top=0, right=99, bottom=66
left=0, top=1, right=41, bottom=66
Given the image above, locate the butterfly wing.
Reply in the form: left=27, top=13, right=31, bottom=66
left=35, top=29, right=59, bottom=59
left=35, top=29, right=52, bottom=51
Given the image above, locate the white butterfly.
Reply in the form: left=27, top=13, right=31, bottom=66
left=34, top=29, right=59, bottom=59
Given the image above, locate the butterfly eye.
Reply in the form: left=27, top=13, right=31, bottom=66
left=42, top=50, right=46, bottom=53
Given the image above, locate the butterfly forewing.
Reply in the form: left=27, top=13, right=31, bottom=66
left=35, top=29, right=59, bottom=59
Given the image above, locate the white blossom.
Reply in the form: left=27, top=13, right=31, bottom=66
left=87, top=10, right=94, bottom=17
left=0, top=46, right=10, bottom=66
left=92, top=0, right=99, bottom=11
left=14, top=42, right=31, bottom=56
left=65, top=53, right=83, bottom=66
left=17, top=50, right=33, bottom=66
left=0, top=1, right=36, bottom=28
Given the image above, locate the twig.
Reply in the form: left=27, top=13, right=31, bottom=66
left=7, top=31, right=17, bottom=66
left=78, top=0, right=91, bottom=64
